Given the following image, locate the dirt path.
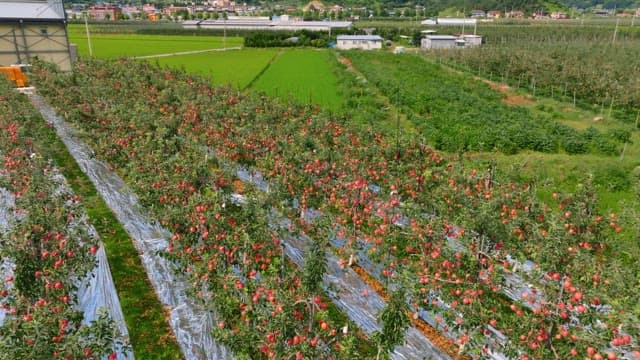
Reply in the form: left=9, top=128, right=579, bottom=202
left=477, top=77, right=534, bottom=106
left=133, top=46, right=242, bottom=59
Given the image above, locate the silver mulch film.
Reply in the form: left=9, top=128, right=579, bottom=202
left=0, top=182, right=131, bottom=360
left=29, top=93, right=231, bottom=360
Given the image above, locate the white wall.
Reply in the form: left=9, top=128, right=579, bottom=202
left=336, top=39, right=382, bottom=50
left=421, top=38, right=456, bottom=49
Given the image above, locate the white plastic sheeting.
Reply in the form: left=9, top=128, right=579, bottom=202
left=0, top=187, right=16, bottom=327
left=0, top=181, right=132, bottom=360
left=29, top=93, right=232, bottom=360
left=76, top=236, right=133, bottom=360
left=278, top=219, right=451, bottom=360
left=0, top=188, right=14, bottom=231
left=234, top=166, right=452, bottom=359
left=237, top=165, right=452, bottom=359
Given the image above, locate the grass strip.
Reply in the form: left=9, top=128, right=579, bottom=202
left=26, top=104, right=184, bottom=359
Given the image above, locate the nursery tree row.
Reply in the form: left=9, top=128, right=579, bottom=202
left=343, top=51, right=630, bottom=155
left=430, top=23, right=640, bottom=123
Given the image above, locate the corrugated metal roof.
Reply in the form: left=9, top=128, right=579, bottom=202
left=297, top=21, right=352, bottom=27
left=337, top=35, right=383, bottom=41
left=0, top=0, right=65, bottom=20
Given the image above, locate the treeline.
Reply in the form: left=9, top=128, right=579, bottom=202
left=265, top=0, right=563, bottom=14
left=561, top=0, right=640, bottom=9
left=244, top=30, right=336, bottom=48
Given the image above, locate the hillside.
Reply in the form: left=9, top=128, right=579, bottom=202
left=274, top=0, right=567, bottom=14
left=561, top=0, right=640, bottom=9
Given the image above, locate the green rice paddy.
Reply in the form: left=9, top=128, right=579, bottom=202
left=67, top=24, right=242, bottom=58
left=66, top=25, right=342, bottom=109
left=154, top=49, right=277, bottom=88
left=250, top=49, right=343, bottom=112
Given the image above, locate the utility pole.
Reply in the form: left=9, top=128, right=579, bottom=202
left=612, top=18, right=620, bottom=44
left=462, top=7, right=466, bottom=34
left=395, top=86, right=400, bottom=162
left=84, top=11, right=93, bottom=57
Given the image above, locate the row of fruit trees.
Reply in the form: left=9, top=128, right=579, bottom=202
left=0, top=79, right=130, bottom=359
left=343, top=51, right=632, bottom=156
left=432, top=24, right=640, bottom=123
left=32, top=58, right=640, bottom=360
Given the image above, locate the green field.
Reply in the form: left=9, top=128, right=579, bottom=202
left=68, top=24, right=242, bottom=58
left=250, top=49, right=343, bottom=112
left=153, top=49, right=277, bottom=88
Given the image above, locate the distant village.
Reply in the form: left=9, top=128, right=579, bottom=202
left=68, top=1, right=640, bottom=22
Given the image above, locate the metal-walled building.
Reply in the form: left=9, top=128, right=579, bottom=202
left=335, top=35, right=383, bottom=50
left=0, top=0, right=73, bottom=71
left=421, top=34, right=482, bottom=49
left=421, top=35, right=458, bottom=49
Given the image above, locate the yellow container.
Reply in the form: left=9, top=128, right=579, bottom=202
left=0, top=66, right=29, bottom=87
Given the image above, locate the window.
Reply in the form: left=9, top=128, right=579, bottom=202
left=40, top=27, right=48, bottom=35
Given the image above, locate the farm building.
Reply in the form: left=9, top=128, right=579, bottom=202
left=335, top=35, right=383, bottom=50
left=460, top=34, right=482, bottom=46
left=421, top=35, right=458, bottom=49
left=550, top=12, right=569, bottom=19
left=0, top=0, right=73, bottom=71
